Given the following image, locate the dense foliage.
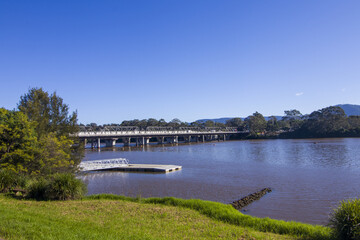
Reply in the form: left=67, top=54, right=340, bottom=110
left=0, top=88, right=86, bottom=199
left=27, top=173, right=87, bottom=200
left=329, top=199, right=360, bottom=240
left=18, top=88, right=78, bottom=138
left=0, top=169, right=27, bottom=193
left=18, top=88, right=83, bottom=171
left=0, top=109, right=38, bottom=173
left=244, top=112, right=267, bottom=135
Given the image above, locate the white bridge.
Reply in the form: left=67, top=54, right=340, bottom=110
left=75, top=126, right=244, bottom=148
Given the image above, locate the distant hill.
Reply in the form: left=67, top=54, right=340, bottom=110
left=196, top=116, right=282, bottom=124
left=196, top=118, right=233, bottom=124
left=336, top=104, right=360, bottom=116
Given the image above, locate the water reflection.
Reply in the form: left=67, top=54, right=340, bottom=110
left=80, top=138, right=360, bottom=225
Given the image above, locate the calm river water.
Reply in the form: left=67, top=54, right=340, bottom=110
left=79, top=138, right=360, bottom=225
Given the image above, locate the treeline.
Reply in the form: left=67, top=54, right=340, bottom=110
left=81, top=118, right=226, bottom=130
left=81, top=107, right=360, bottom=138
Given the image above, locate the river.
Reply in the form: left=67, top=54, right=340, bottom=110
left=79, top=138, right=360, bottom=225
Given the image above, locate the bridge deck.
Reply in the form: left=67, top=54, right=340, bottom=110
left=82, top=164, right=182, bottom=173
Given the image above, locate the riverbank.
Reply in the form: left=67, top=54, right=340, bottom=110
left=0, top=194, right=332, bottom=240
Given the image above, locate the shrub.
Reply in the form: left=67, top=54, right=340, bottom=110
left=329, top=199, right=360, bottom=240
left=47, top=173, right=87, bottom=200
left=27, top=177, right=50, bottom=200
left=26, top=173, right=87, bottom=200
left=0, top=169, right=28, bottom=193
left=0, top=169, right=16, bottom=192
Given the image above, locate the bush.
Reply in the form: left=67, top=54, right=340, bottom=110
left=47, top=173, right=87, bottom=200
left=0, top=169, right=28, bottom=193
left=329, top=199, right=360, bottom=240
left=0, top=169, right=16, bottom=192
left=26, top=173, right=87, bottom=200
left=27, top=177, right=49, bottom=200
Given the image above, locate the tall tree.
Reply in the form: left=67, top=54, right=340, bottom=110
left=18, top=88, right=78, bottom=138
left=266, top=116, right=280, bottom=132
left=282, top=109, right=303, bottom=130
left=18, top=88, right=82, bottom=171
left=245, top=112, right=267, bottom=135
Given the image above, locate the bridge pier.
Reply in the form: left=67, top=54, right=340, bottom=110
left=123, top=137, right=131, bottom=147
left=105, top=138, right=118, bottom=147
left=135, top=137, right=150, bottom=146
left=157, top=136, right=164, bottom=144
left=166, top=136, right=178, bottom=144
left=97, top=138, right=101, bottom=148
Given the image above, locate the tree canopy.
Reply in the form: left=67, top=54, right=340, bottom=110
left=245, top=112, right=267, bottom=136
left=0, top=88, right=82, bottom=175
left=0, top=109, right=38, bottom=173
left=18, top=88, right=78, bottom=138
left=298, top=106, right=349, bottom=137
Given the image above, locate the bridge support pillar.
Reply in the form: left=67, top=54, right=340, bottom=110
left=184, top=136, right=191, bottom=143
left=202, top=135, right=205, bottom=142
left=84, top=138, right=87, bottom=148
left=165, top=136, right=178, bottom=144
left=135, top=137, right=151, bottom=146
left=123, top=137, right=131, bottom=147
left=157, top=137, right=164, bottom=144
left=105, top=138, right=118, bottom=147
left=97, top=138, right=101, bottom=148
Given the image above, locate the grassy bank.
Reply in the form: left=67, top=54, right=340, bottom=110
left=0, top=194, right=332, bottom=240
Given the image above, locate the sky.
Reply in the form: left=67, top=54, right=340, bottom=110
left=1, top=0, right=360, bottom=124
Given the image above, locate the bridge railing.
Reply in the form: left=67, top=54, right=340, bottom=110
left=76, top=129, right=239, bottom=137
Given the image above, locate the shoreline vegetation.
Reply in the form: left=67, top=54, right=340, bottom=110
left=81, top=107, right=360, bottom=140
left=2, top=88, right=360, bottom=239
left=0, top=193, right=332, bottom=240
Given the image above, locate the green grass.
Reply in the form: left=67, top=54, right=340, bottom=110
left=0, top=194, right=333, bottom=240
left=86, top=194, right=333, bottom=240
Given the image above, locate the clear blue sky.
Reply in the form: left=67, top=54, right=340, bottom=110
left=1, top=0, right=360, bottom=124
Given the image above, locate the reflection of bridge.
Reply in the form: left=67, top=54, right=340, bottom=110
left=76, top=127, right=243, bottom=148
